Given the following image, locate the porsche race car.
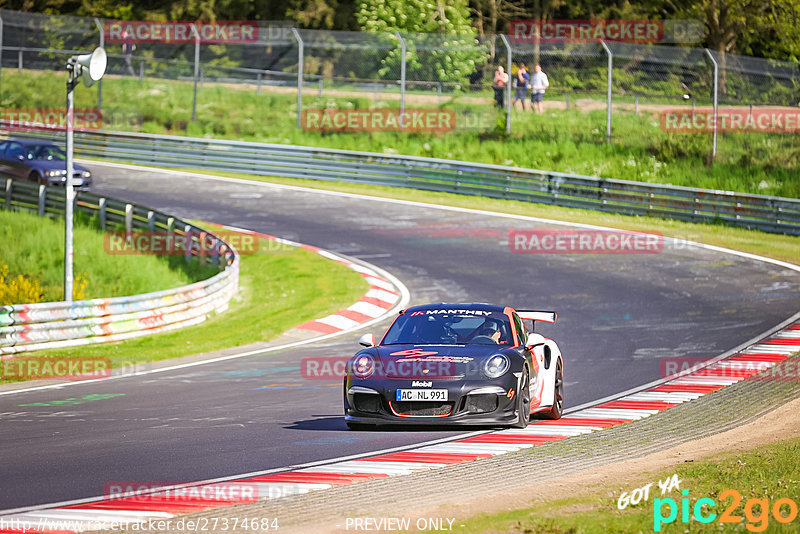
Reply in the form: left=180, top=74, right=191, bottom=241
left=343, top=303, right=564, bottom=429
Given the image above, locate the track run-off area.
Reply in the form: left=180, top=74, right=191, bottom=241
left=1, top=161, right=798, bottom=525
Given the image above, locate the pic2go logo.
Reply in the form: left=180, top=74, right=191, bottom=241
left=654, top=489, right=799, bottom=532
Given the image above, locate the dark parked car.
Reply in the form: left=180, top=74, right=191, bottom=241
left=0, top=139, right=93, bottom=189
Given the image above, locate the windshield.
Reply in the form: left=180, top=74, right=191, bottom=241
left=382, top=311, right=513, bottom=346
left=26, top=145, right=66, bottom=161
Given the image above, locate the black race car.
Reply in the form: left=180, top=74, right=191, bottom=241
left=344, top=303, right=564, bottom=429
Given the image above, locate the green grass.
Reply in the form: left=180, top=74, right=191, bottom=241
left=447, top=435, right=800, bottom=533
left=160, top=168, right=800, bottom=266
left=23, top=234, right=367, bottom=369
left=0, top=208, right=216, bottom=303
left=4, top=70, right=799, bottom=199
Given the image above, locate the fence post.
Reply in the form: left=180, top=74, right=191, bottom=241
left=395, top=31, right=406, bottom=117
left=184, top=224, right=193, bottom=263
left=0, top=15, right=4, bottom=100
left=147, top=210, right=155, bottom=233
left=139, top=59, right=144, bottom=81
left=499, top=34, right=512, bottom=134
left=257, top=72, right=262, bottom=95
left=705, top=49, right=718, bottom=160
left=600, top=40, right=612, bottom=143
left=18, top=49, right=22, bottom=73
left=634, top=94, right=638, bottom=116
left=99, top=197, right=106, bottom=229
left=566, top=90, right=570, bottom=110
left=125, top=203, right=133, bottom=233
left=94, top=18, right=104, bottom=111
left=5, top=178, right=12, bottom=207
left=191, top=24, right=200, bottom=122
left=38, top=185, right=46, bottom=216
left=291, top=28, right=304, bottom=129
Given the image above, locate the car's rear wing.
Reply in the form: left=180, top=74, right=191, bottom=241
left=517, top=310, right=557, bottom=325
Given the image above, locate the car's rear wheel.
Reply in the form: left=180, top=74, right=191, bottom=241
left=512, top=368, right=531, bottom=428
left=539, top=359, right=563, bottom=420
left=29, top=171, right=43, bottom=184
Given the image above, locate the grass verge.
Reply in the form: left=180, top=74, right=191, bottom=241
left=1, top=233, right=368, bottom=383
left=4, top=70, right=799, bottom=198
left=448, top=435, right=800, bottom=533
left=156, top=167, right=800, bottom=265
left=0, top=208, right=216, bottom=303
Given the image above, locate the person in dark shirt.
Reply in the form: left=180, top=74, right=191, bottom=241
left=122, top=30, right=136, bottom=76
left=512, top=63, right=530, bottom=111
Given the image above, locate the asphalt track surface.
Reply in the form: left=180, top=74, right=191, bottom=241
left=1, top=165, right=798, bottom=511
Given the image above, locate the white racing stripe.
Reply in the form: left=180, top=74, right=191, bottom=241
left=364, top=276, right=397, bottom=291
left=669, top=377, right=743, bottom=386
left=501, top=426, right=600, bottom=436
left=365, top=288, right=400, bottom=304
left=573, top=408, right=661, bottom=419
left=745, top=344, right=799, bottom=354
left=622, top=392, right=703, bottom=403
left=347, top=301, right=389, bottom=318
left=414, top=443, right=530, bottom=454
left=315, top=314, right=361, bottom=330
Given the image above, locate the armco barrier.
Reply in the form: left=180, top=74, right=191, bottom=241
left=6, top=129, right=800, bottom=235
left=0, top=178, right=239, bottom=355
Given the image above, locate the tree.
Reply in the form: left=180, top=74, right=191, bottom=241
left=356, top=0, right=488, bottom=86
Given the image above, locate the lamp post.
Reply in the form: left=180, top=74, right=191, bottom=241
left=64, top=47, right=106, bottom=301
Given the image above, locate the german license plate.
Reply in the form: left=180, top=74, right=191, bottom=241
left=396, top=389, right=448, bottom=401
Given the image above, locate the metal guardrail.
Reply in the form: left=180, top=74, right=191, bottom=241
left=0, top=178, right=239, bottom=355
left=8, top=128, right=798, bottom=235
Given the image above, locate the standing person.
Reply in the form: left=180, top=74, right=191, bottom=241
left=493, top=65, right=508, bottom=108
left=512, top=63, right=530, bottom=110
left=530, top=64, right=549, bottom=113
left=122, top=30, right=136, bottom=77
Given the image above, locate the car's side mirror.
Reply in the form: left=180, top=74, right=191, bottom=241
left=525, top=333, right=546, bottom=350
left=358, top=333, right=375, bottom=348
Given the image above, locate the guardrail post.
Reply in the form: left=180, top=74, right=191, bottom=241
left=125, top=203, right=133, bottom=233
left=318, top=77, right=323, bottom=98
left=17, top=49, right=22, bottom=73
left=94, top=18, right=104, bottom=111
left=38, top=185, right=46, bottom=216
left=395, top=31, right=406, bottom=117
left=139, top=60, right=144, bottom=81
left=600, top=40, right=612, bottom=143
left=634, top=94, right=638, bottom=116
left=184, top=224, right=193, bottom=263
left=5, top=178, right=12, bottom=208
left=566, top=90, right=570, bottom=110
left=257, top=72, right=262, bottom=95
left=167, top=216, right=174, bottom=233
left=705, top=49, right=718, bottom=161
left=291, top=28, right=304, bottom=129
left=499, top=34, right=512, bottom=134
left=98, top=197, right=106, bottom=229
left=147, top=210, right=155, bottom=233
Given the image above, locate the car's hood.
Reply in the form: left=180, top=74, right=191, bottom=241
left=368, top=344, right=508, bottom=379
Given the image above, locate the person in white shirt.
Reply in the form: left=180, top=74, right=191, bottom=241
left=529, top=64, right=549, bottom=113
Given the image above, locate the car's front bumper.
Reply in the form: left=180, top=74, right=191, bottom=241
left=344, top=375, right=524, bottom=427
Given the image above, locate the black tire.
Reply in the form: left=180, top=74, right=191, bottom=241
left=512, top=368, right=531, bottom=428
left=29, top=171, right=43, bottom=185
left=538, top=359, right=563, bottom=420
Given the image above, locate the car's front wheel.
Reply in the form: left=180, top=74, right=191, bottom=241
left=512, top=368, right=531, bottom=428
left=29, top=171, right=43, bottom=184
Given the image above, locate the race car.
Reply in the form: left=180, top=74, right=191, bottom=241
left=343, top=303, right=563, bottom=429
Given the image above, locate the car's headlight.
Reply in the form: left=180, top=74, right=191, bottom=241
left=350, top=354, right=375, bottom=379
left=483, top=354, right=510, bottom=378
left=46, top=170, right=66, bottom=177
left=81, top=171, right=91, bottom=178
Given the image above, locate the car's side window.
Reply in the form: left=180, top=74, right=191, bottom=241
left=6, top=143, right=23, bottom=159
left=0, top=141, right=8, bottom=154
left=512, top=313, right=526, bottom=346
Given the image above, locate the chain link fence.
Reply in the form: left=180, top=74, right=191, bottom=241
left=0, top=9, right=798, bottom=162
